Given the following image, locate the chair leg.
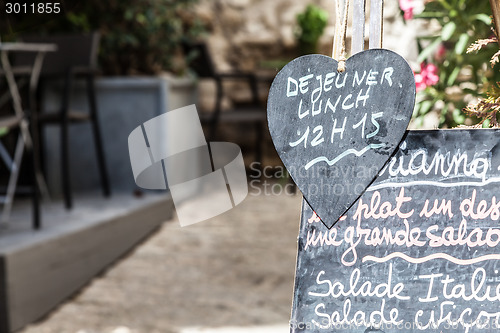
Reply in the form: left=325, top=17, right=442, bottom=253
left=29, top=137, right=41, bottom=229
left=87, top=75, right=110, bottom=197
left=29, top=90, right=43, bottom=226
left=208, top=117, right=218, bottom=142
left=21, top=123, right=41, bottom=228
left=30, top=94, right=51, bottom=202
left=254, top=121, right=263, bottom=170
left=208, top=78, right=223, bottom=141
left=61, top=72, right=73, bottom=209
left=37, top=120, right=46, bottom=175
left=36, top=81, right=46, bottom=176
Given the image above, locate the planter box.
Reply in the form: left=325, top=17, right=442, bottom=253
left=41, top=76, right=198, bottom=196
left=162, top=74, right=199, bottom=111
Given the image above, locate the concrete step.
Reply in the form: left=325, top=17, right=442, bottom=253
left=0, top=192, right=173, bottom=333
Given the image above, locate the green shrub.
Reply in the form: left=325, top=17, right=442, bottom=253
left=408, top=0, right=500, bottom=127
left=296, top=4, right=329, bottom=55
left=2, top=0, right=205, bottom=75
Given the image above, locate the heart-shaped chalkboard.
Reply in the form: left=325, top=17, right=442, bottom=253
left=267, top=49, right=415, bottom=228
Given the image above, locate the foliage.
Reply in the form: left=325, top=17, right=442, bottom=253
left=1, top=0, right=205, bottom=75
left=463, top=36, right=500, bottom=127
left=408, top=0, right=500, bottom=128
left=296, top=4, right=329, bottom=55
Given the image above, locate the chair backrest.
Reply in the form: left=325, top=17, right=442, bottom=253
left=14, top=32, right=100, bottom=76
left=182, top=42, right=217, bottom=78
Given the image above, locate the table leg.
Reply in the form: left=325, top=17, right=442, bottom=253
left=0, top=51, right=32, bottom=146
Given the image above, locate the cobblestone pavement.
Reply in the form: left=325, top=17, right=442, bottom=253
left=20, top=189, right=302, bottom=333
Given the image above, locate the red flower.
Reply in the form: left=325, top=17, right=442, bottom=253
left=399, top=0, right=415, bottom=20
left=414, top=63, right=439, bottom=92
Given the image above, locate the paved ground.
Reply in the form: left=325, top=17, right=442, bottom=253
left=20, top=188, right=302, bottom=333
left=179, top=325, right=289, bottom=333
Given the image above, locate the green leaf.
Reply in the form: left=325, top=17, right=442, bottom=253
left=417, top=38, right=442, bottom=63
left=0, top=127, right=8, bottom=137
left=447, top=66, right=461, bottom=86
left=452, top=108, right=465, bottom=125
left=441, top=22, right=456, bottom=41
left=136, top=13, right=146, bottom=24
left=439, top=105, right=448, bottom=127
left=413, top=102, right=421, bottom=118
left=124, top=9, right=134, bottom=20
left=416, top=35, right=442, bottom=41
left=438, top=0, right=453, bottom=11
left=471, top=14, right=492, bottom=25
left=416, top=91, right=428, bottom=100
left=454, top=33, right=469, bottom=55
left=413, top=12, right=446, bottom=19
left=419, top=100, right=434, bottom=116
left=416, top=116, right=425, bottom=128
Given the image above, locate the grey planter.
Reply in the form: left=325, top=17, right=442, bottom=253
left=41, top=76, right=198, bottom=196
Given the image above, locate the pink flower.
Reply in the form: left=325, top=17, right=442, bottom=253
left=423, top=63, right=439, bottom=85
left=399, top=0, right=415, bottom=20
left=414, top=63, right=439, bottom=92
left=414, top=73, right=426, bottom=91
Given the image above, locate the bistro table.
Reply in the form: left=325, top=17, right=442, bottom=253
left=0, top=42, right=56, bottom=228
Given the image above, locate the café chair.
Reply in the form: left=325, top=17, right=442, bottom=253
left=16, top=32, right=110, bottom=209
left=183, top=41, right=271, bottom=168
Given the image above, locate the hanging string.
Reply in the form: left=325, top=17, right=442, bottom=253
left=334, top=0, right=349, bottom=72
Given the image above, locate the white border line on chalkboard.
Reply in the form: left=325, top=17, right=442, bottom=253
left=367, top=177, right=500, bottom=191
left=363, top=252, right=500, bottom=265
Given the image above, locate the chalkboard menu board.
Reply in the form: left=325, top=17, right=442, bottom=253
left=291, top=129, right=500, bottom=333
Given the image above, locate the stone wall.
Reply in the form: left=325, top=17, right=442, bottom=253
left=194, top=0, right=420, bottom=70
left=193, top=0, right=421, bottom=110
left=195, top=0, right=332, bottom=71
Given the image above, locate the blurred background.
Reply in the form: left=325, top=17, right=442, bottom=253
left=0, top=0, right=499, bottom=332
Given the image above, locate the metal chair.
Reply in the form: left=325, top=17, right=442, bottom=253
left=183, top=42, right=270, bottom=168
left=15, top=32, right=110, bottom=209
